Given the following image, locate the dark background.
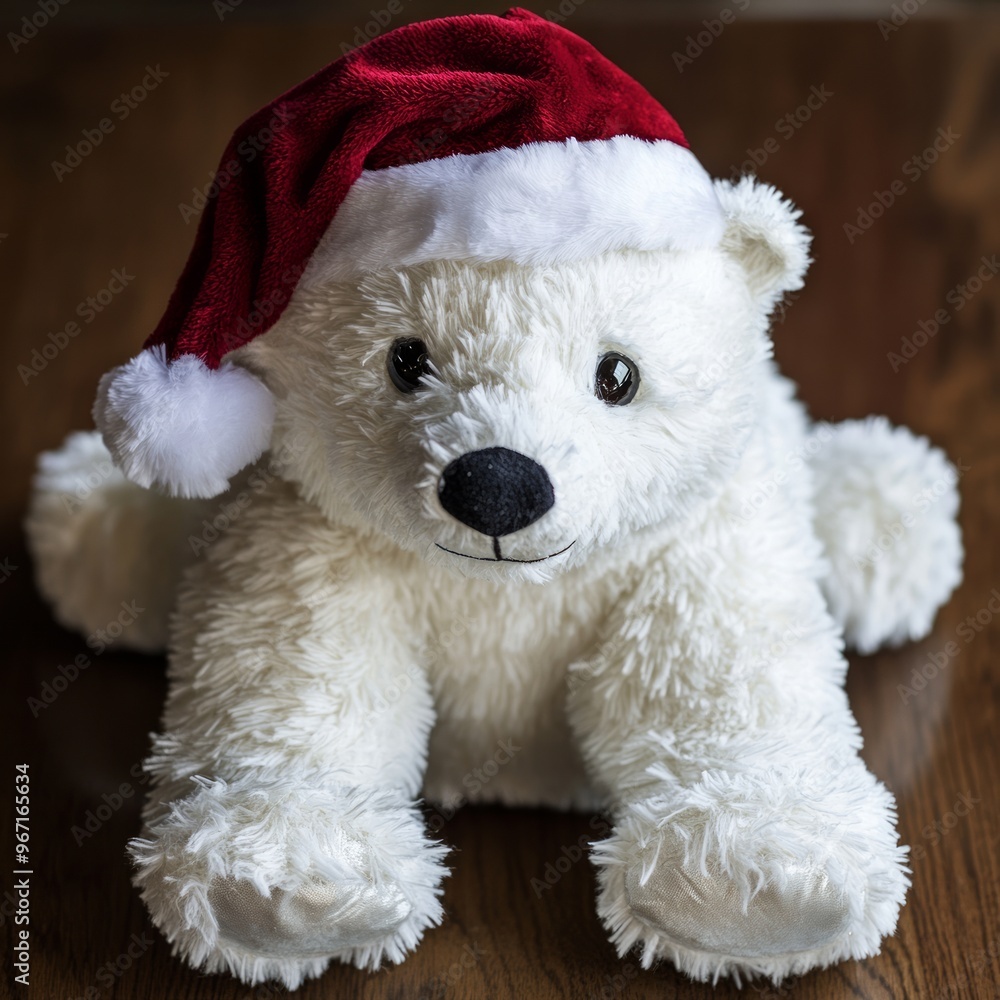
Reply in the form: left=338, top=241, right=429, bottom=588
left=1, top=2, right=999, bottom=998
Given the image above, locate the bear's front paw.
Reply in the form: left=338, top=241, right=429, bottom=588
left=130, top=777, right=448, bottom=988
left=207, top=867, right=413, bottom=957
left=594, top=765, right=908, bottom=982
left=620, top=827, right=851, bottom=956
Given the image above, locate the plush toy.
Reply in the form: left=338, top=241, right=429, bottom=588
left=27, top=8, right=963, bottom=991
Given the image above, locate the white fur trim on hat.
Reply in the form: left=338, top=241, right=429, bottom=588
left=300, top=136, right=725, bottom=287
left=93, top=345, right=275, bottom=498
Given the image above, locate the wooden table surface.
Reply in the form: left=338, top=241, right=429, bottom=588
left=2, top=6, right=999, bottom=1000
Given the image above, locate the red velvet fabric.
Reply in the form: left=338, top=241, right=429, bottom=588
left=146, top=8, right=687, bottom=366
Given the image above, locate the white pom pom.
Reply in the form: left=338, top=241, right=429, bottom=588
left=93, top=345, right=275, bottom=498
left=811, top=417, right=963, bottom=654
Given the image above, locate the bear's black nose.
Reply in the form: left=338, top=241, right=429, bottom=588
left=438, top=447, right=555, bottom=537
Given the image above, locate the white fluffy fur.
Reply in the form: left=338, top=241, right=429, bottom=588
left=26, top=178, right=961, bottom=989
left=810, top=416, right=962, bottom=654
left=24, top=430, right=214, bottom=651
left=93, top=344, right=275, bottom=499
left=131, top=777, right=447, bottom=987
left=716, top=176, right=811, bottom=309
left=301, top=137, right=725, bottom=287
left=91, top=140, right=722, bottom=503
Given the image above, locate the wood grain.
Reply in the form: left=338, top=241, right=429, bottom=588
left=2, top=9, right=999, bottom=1000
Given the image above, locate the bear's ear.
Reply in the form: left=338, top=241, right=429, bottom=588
left=714, top=177, right=812, bottom=311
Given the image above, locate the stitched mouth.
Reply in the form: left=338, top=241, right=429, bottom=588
left=435, top=538, right=576, bottom=564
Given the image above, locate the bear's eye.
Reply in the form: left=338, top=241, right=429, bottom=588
left=595, top=352, right=639, bottom=405
left=387, top=337, right=431, bottom=393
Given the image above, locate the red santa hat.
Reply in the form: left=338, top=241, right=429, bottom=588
left=94, top=7, right=725, bottom=498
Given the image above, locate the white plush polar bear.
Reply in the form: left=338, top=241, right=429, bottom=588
left=26, top=9, right=961, bottom=992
